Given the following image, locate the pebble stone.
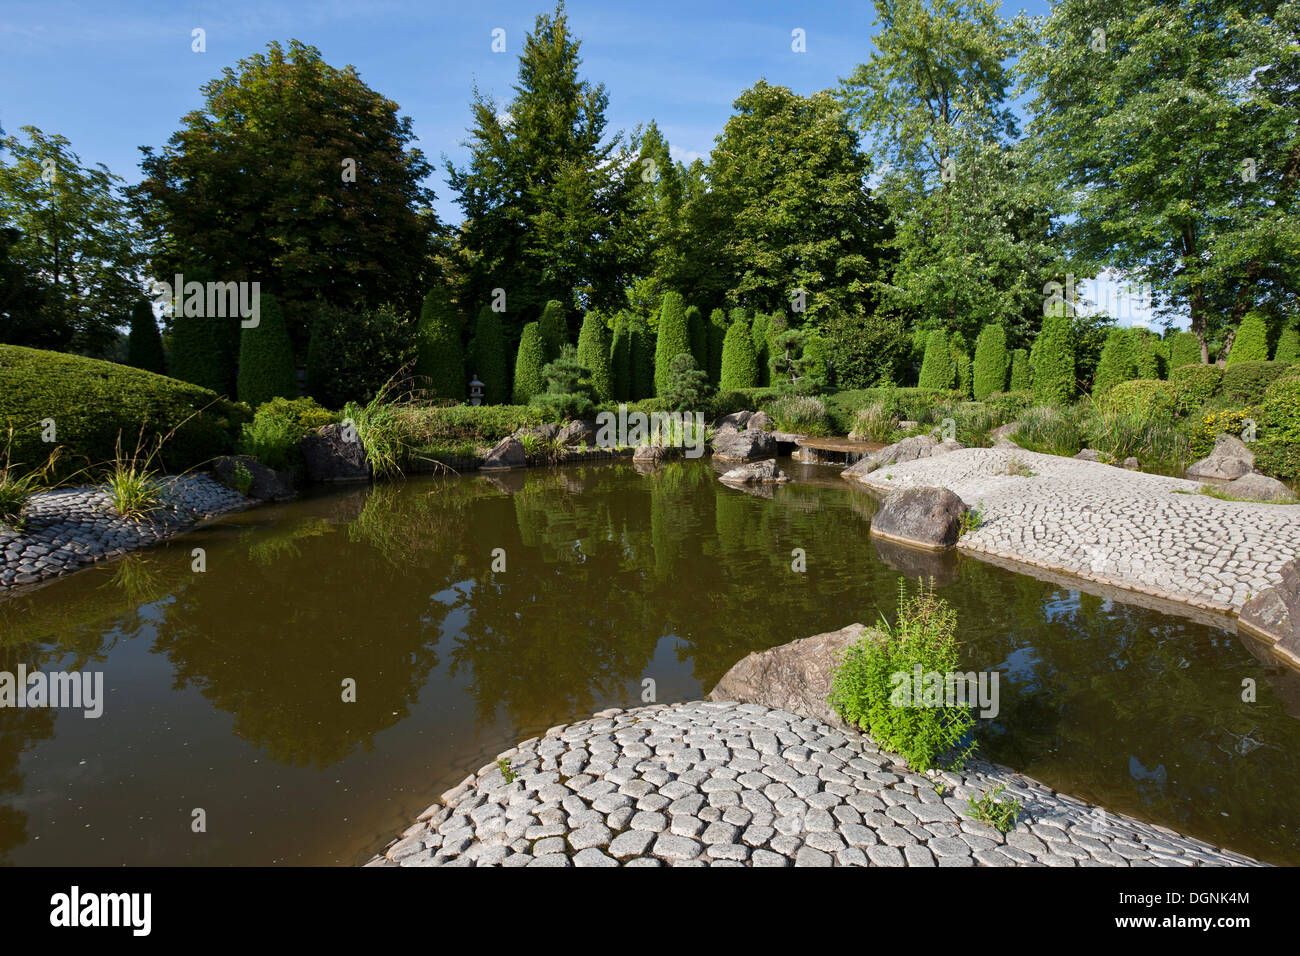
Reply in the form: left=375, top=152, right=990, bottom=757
left=369, top=701, right=1264, bottom=868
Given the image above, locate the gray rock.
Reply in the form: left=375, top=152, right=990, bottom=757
left=746, top=411, right=772, bottom=432
left=719, top=459, right=790, bottom=485
left=1186, top=433, right=1255, bottom=481
left=1224, top=472, right=1295, bottom=503
left=712, top=429, right=777, bottom=462
left=843, top=434, right=965, bottom=477
left=513, top=423, right=561, bottom=442
left=708, top=623, right=880, bottom=731
left=870, top=486, right=969, bottom=550
left=633, top=444, right=680, bottom=463
left=556, top=420, right=599, bottom=447
left=989, top=423, right=1020, bottom=442
left=714, top=410, right=754, bottom=431
left=1240, top=559, right=1300, bottom=664
left=211, top=455, right=295, bottom=501
left=482, top=436, right=526, bottom=470
left=300, top=424, right=369, bottom=482
left=1073, top=448, right=1104, bottom=462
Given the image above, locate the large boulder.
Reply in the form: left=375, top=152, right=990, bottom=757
left=212, top=455, right=296, bottom=501
left=1224, top=472, right=1295, bottom=503
left=300, top=424, right=369, bottom=482
left=712, top=428, right=777, bottom=461
left=1240, top=559, right=1300, bottom=666
left=1186, top=433, right=1255, bottom=481
left=989, top=422, right=1020, bottom=443
left=746, top=410, right=772, bottom=432
left=512, top=422, right=562, bottom=442
left=1074, top=448, right=1104, bottom=462
left=842, top=434, right=965, bottom=477
left=870, top=486, right=969, bottom=550
left=714, top=410, right=754, bottom=431
left=871, top=534, right=960, bottom=587
left=633, top=443, right=680, bottom=464
left=719, top=458, right=790, bottom=484
left=482, top=436, right=525, bottom=469
left=708, top=623, right=882, bottom=730
left=556, top=419, right=599, bottom=447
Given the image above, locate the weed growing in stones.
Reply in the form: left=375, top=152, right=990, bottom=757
left=967, top=784, right=1022, bottom=834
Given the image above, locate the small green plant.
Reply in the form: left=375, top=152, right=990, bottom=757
left=1004, top=457, right=1036, bottom=477
left=105, top=434, right=167, bottom=520
left=496, top=757, right=517, bottom=783
left=958, top=502, right=983, bottom=537
left=967, top=784, right=1022, bottom=834
left=850, top=401, right=895, bottom=442
left=768, top=393, right=829, bottom=435
left=231, top=460, right=254, bottom=496
left=0, top=428, right=60, bottom=528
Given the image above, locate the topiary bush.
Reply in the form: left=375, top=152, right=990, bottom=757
left=1167, top=330, right=1202, bottom=368
left=126, top=300, right=166, bottom=374
left=1254, top=374, right=1300, bottom=481
left=610, top=312, right=632, bottom=402
left=415, top=286, right=465, bottom=401
left=512, top=322, right=548, bottom=405
left=719, top=318, right=759, bottom=391
left=1008, top=348, right=1030, bottom=391
left=1095, top=379, right=1177, bottom=421
left=917, top=329, right=954, bottom=390
left=236, top=292, right=298, bottom=408
left=1220, top=361, right=1293, bottom=406
left=629, top=315, right=656, bottom=401
left=1169, top=363, right=1222, bottom=413
left=0, top=344, right=250, bottom=482
left=654, top=291, right=692, bottom=397
left=1274, top=324, right=1300, bottom=363
left=706, top=308, right=728, bottom=385
left=1030, top=311, right=1075, bottom=406
left=306, top=302, right=414, bottom=409
left=538, top=299, right=568, bottom=361
left=576, top=310, right=613, bottom=402
left=750, top=311, right=772, bottom=388
left=950, top=332, right=972, bottom=398
left=1226, top=311, right=1269, bottom=365
left=972, top=324, right=1008, bottom=401
left=469, top=306, right=511, bottom=407
left=686, top=305, right=707, bottom=372
left=1091, top=325, right=1136, bottom=396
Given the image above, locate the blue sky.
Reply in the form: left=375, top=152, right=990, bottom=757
left=3, top=0, right=1161, bottom=324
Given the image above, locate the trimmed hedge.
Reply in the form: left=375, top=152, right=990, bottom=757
left=576, top=311, right=614, bottom=402
left=469, top=306, right=511, bottom=407
left=610, top=313, right=632, bottom=401
left=629, top=316, right=656, bottom=400
left=1274, top=324, right=1300, bottom=363
left=1255, top=374, right=1300, bottom=480
left=1095, top=379, right=1177, bottom=421
left=654, top=291, right=692, bottom=397
left=236, top=292, right=297, bottom=408
left=0, top=344, right=250, bottom=481
left=409, top=404, right=547, bottom=446
left=917, top=329, right=954, bottom=390
left=126, top=301, right=166, bottom=374
left=1009, top=348, right=1030, bottom=390
left=719, top=318, right=759, bottom=391
left=1219, top=361, right=1293, bottom=406
left=416, top=286, right=466, bottom=401
left=511, top=322, right=548, bottom=405
left=1169, top=363, right=1222, bottom=412
left=1167, top=330, right=1202, bottom=368
left=1092, top=326, right=1135, bottom=395
left=539, top=300, right=568, bottom=362
left=1030, top=311, right=1074, bottom=406
left=686, top=305, right=707, bottom=372
left=1226, top=311, right=1269, bottom=365
left=707, top=308, right=728, bottom=384
left=972, top=324, right=1008, bottom=401
left=950, top=332, right=972, bottom=398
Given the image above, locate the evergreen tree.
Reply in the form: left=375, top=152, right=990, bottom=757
left=660, top=352, right=714, bottom=411
left=512, top=321, right=547, bottom=404
left=610, top=311, right=632, bottom=401
left=917, top=329, right=955, bottom=390
left=1167, top=331, right=1202, bottom=368
left=1030, top=311, right=1074, bottom=406
left=1226, top=311, right=1269, bottom=365
left=237, top=292, right=298, bottom=408
left=1275, top=324, right=1300, bottom=363
left=576, top=310, right=613, bottom=402
left=720, top=318, right=759, bottom=390
left=653, top=290, right=692, bottom=396
left=416, top=286, right=465, bottom=400
left=685, top=305, right=707, bottom=371
left=1132, top=328, right=1165, bottom=379
left=125, top=300, right=165, bottom=374
left=530, top=344, right=596, bottom=420
left=1009, top=348, right=1030, bottom=391
left=972, top=324, right=1008, bottom=400
left=470, top=306, right=510, bottom=405
left=1092, top=326, right=1136, bottom=395
left=538, top=299, right=568, bottom=362
left=628, top=315, right=656, bottom=400
left=750, top=311, right=772, bottom=387
left=951, top=331, right=972, bottom=398
left=706, top=308, right=728, bottom=384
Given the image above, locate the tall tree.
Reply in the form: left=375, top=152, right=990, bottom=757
left=653, top=291, right=692, bottom=396
left=576, top=310, right=613, bottom=402
left=0, top=127, right=139, bottom=354
left=469, top=306, right=510, bottom=406
left=416, top=286, right=465, bottom=400
left=125, top=300, right=165, bottom=374
left=135, top=40, right=436, bottom=351
left=237, top=293, right=297, bottom=408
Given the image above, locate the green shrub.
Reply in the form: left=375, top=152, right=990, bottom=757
left=237, top=397, right=335, bottom=473
left=1008, top=348, right=1030, bottom=390
left=659, top=352, right=714, bottom=412
left=706, top=308, right=728, bottom=385
left=1167, top=330, right=1202, bottom=368
left=538, top=300, right=568, bottom=361
left=1091, top=326, right=1136, bottom=395
left=1254, top=374, right=1300, bottom=481
left=1188, top=407, right=1256, bottom=459
left=0, top=344, right=249, bottom=482
left=950, top=332, right=973, bottom=398
left=1226, top=311, right=1270, bottom=365
left=629, top=315, right=656, bottom=401
left=849, top=402, right=895, bottom=442
left=1013, top=405, right=1086, bottom=457
left=686, top=305, right=707, bottom=371
left=1274, top=324, right=1300, bottom=363
left=750, top=311, right=772, bottom=387
left=468, top=306, right=511, bottom=407
left=1095, top=379, right=1177, bottom=421
left=1132, top=329, right=1166, bottom=380
left=1220, top=361, right=1292, bottom=406
left=719, top=319, right=759, bottom=391
left=917, top=329, right=955, bottom=390
left=768, top=394, right=828, bottom=435
left=984, top=390, right=1034, bottom=418
left=530, top=345, right=597, bottom=421
left=1169, top=363, right=1222, bottom=413
left=610, top=312, right=632, bottom=401
left=828, top=580, right=975, bottom=772
left=512, top=322, right=547, bottom=405
left=972, top=324, right=1008, bottom=401
left=1030, top=311, right=1075, bottom=406
left=126, top=301, right=166, bottom=374
left=654, top=291, right=692, bottom=397
left=404, top=404, right=544, bottom=446
left=236, top=293, right=297, bottom=408
left=169, top=305, right=238, bottom=394
left=415, top=286, right=465, bottom=401
left=576, top=311, right=613, bottom=402
left=307, top=302, right=414, bottom=409
left=708, top=390, right=752, bottom=419
left=802, top=333, right=831, bottom=390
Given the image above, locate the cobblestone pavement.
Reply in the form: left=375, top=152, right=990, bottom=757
left=0, top=474, right=249, bottom=591
left=851, top=446, right=1300, bottom=614
left=369, top=701, right=1262, bottom=867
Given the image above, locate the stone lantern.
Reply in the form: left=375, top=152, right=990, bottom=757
left=469, top=374, right=484, bottom=407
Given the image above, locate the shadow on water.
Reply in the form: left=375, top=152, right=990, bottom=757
left=0, top=457, right=1298, bottom=864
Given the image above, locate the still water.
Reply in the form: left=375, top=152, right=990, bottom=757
left=2, top=458, right=1298, bottom=865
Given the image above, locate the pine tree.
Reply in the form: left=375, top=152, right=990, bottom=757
left=720, top=318, right=759, bottom=390
left=576, top=310, right=613, bottom=402
left=686, top=305, right=707, bottom=371
left=1226, top=311, right=1269, bottom=365
left=512, top=321, right=547, bottom=404
left=629, top=315, right=656, bottom=400
left=1030, top=311, right=1074, bottom=406
left=530, top=344, right=596, bottom=420
left=125, top=300, right=166, bottom=374
left=416, top=286, right=465, bottom=400
left=1009, top=348, right=1030, bottom=391
left=653, top=291, right=692, bottom=396
left=610, top=311, right=632, bottom=401
left=470, top=306, right=510, bottom=406
left=706, top=308, right=728, bottom=384
left=972, top=323, right=1008, bottom=400
left=538, top=299, right=568, bottom=362
left=1274, top=324, right=1300, bottom=363
left=1092, top=326, right=1136, bottom=395
left=917, top=329, right=955, bottom=390
left=236, top=292, right=297, bottom=408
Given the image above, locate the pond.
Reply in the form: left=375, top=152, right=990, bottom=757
left=2, top=457, right=1298, bottom=865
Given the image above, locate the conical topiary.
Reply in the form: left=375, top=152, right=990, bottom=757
left=917, top=329, right=954, bottom=390
left=686, top=305, right=707, bottom=372
left=1030, top=310, right=1074, bottom=406
left=750, top=311, right=772, bottom=387
left=1274, top=323, right=1300, bottom=363
left=706, top=308, right=728, bottom=385
left=237, top=292, right=298, bottom=408
left=719, top=318, right=759, bottom=391
left=576, top=310, right=613, bottom=402
left=416, top=285, right=465, bottom=400
left=951, top=331, right=972, bottom=398
left=654, top=291, right=692, bottom=397
left=470, top=306, right=510, bottom=405
left=1009, top=348, right=1030, bottom=390
left=126, top=300, right=166, bottom=374
left=629, top=316, right=655, bottom=401
left=1092, top=326, right=1136, bottom=395
left=972, top=323, right=1008, bottom=400
left=512, top=321, right=547, bottom=404
left=610, top=312, right=632, bottom=401
left=1226, top=311, right=1269, bottom=365
left=539, top=299, right=568, bottom=362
